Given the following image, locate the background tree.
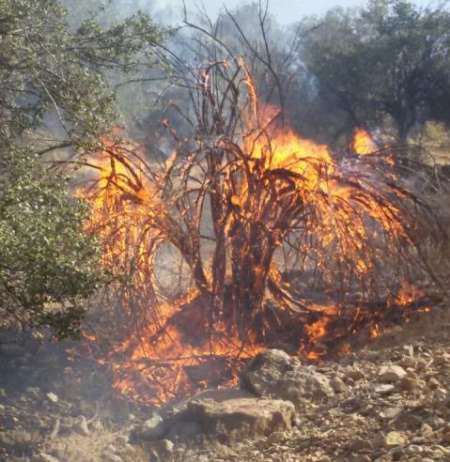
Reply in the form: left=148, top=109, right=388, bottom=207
left=297, top=0, right=450, bottom=145
left=0, top=0, right=161, bottom=149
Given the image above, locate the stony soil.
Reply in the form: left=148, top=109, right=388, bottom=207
left=173, top=304, right=450, bottom=462
left=0, top=303, right=449, bottom=462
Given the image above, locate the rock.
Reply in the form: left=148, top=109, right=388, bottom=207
left=420, top=423, right=433, bottom=437
left=399, top=356, right=416, bottom=368
left=39, top=454, right=60, bottom=462
left=380, top=406, right=402, bottom=420
left=241, top=349, right=334, bottom=406
left=306, top=373, right=335, bottom=399
left=379, top=365, right=407, bottom=383
left=430, top=445, right=450, bottom=458
left=405, top=445, right=424, bottom=455
left=434, top=388, right=448, bottom=401
left=402, top=344, right=414, bottom=356
left=400, top=376, right=419, bottom=391
left=373, top=384, right=395, bottom=395
left=318, top=457, right=332, bottom=462
left=130, top=414, right=167, bottom=442
left=330, top=376, right=347, bottom=393
left=164, top=388, right=255, bottom=419
left=427, top=377, right=441, bottom=389
left=241, top=349, right=299, bottom=393
left=385, top=431, right=408, bottom=447
left=427, top=416, right=445, bottom=429
left=416, top=358, right=428, bottom=370
left=357, top=456, right=371, bottom=462
left=141, top=414, right=165, bottom=440
left=411, top=435, right=426, bottom=444
left=390, top=446, right=405, bottom=460
left=134, top=389, right=295, bottom=446
left=184, top=397, right=295, bottom=441
left=345, top=367, right=365, bottom=381
left=162, top=439, right=174, bottom=453
left=46, top=392, right=58, bottom=403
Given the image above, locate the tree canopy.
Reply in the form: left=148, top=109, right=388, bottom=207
left=298, top=0, right=450, bottom=143
left=0, top=0, right=161, bottom=337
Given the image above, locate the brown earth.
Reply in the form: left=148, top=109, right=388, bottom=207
left=0, top=302, right=449, bottom=462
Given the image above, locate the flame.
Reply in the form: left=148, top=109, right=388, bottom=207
left=352, top=129, right=378, bottom=155
left=76, top=110, right=430, bottom=403
left=396, top=281, right=425, bottom=306
left=249, top=125, right=334, bottom=190
left=370, top=323, right=382, bottom=338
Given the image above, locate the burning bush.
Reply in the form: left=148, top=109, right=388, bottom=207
left=77, top=59, right=443, bottom=404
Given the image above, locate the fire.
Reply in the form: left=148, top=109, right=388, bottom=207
left=370, top=324, right=382, bottom=338
left=249, top=125, right=334, bottom=190
left=305, top=318, right=329, bottom=341
left=352, top=128, right=378, bottom=155
left=76, top=68, right=436, bottom=404
left=396, top=281, right=425, bottom=306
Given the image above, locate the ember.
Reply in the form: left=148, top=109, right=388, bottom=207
left=77, top=60, right=439, bottom=404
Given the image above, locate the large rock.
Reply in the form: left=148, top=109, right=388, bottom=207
left=163, top=388, right=255, bottom=419
left=185, top=397, right=295, bottom=442
left=132, top=388, right=295, bottom=444
left=241, top=349, right=334, bottom=406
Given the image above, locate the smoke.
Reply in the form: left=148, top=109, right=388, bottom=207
left=60, top=0, right=177, bottom=27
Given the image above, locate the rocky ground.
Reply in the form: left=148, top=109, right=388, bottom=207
left=0, top=303, right=449, bottom=462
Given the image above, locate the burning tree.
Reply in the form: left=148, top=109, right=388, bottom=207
left=77, top=51, right=442, bottom=403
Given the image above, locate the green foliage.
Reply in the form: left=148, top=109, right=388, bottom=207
left=0, top=149, right=102, bottom=338
left=0, top=0, right=161, bottom=145
left=299, top=0, right=450, bottom=142
left=0, top=0, right=162, bottom=337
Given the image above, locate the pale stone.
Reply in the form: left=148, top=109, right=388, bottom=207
left=46, top=392, right=58, bottom=403
left=385, top=431, right=408, bottom=447
left=379, top=365, right=407, bottom=383
left=374, top=384, right=395, bottom=395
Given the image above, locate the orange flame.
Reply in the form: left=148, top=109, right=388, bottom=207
left=352, top=128, right=378, bottom=155
left=76, top=117, right=428, bottom=403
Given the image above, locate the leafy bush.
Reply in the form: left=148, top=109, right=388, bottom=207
left=0, top=149, right=102, bottom=338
